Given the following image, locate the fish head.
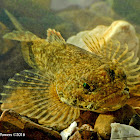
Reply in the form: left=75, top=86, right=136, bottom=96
left=80, top=63, right=130, bottom=113
left=56, top=63, right=129, bottom=113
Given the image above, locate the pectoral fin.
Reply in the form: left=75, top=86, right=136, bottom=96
left=1, top=70, right=80, bottom=130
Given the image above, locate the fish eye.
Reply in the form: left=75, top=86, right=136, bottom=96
left=83, top=83, right=90, bottom=89
left=108, top=69, right=115, bottom=81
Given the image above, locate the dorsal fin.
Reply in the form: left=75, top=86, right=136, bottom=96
left=83, top=34, right=140, bottom=87
left=83, top=34, right=136, bottom=63
left=46, top=28, right=66, bottom=44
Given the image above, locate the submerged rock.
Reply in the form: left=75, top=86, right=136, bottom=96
left=67, top=20, right=139, bottom=58
left=60, top=121, right=77, bottom=140
left=89, top=1, right=117, bottom=18
left=76, top=111, right=99, bottom=128
left=0, top=109, right=61, bottom=140
left=68, top=124, right=100, bottom=140
left=129, top=114, right=140, bottom=130
left=51, top=0, right=98, bottom=11
left=94, top=105, right=137, bottom=139
left=111, top=123, right=140, bottom=140
left=57, top=9, right=113, bottom=31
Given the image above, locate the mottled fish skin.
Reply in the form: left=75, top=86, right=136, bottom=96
left=2, top=29, right=130, bottom=113
left=1, top=10, right=140, bottom=130
left=25, top=37, right=105, bottom=75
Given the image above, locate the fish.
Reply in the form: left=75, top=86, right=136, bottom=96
left=0, top=10, right=140, bottom=130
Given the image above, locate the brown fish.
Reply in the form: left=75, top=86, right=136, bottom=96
left=0, top=10, right=140, bottom=130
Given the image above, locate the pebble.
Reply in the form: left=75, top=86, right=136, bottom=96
left=60, top=121, right=77, bottom=140
left=111, top=123, right=140, bottom=140
left=0, top=109, right=61, bottom=140
left=94, top=104, right=137, bottom=139
left=67, top=20, right=139, bottom=58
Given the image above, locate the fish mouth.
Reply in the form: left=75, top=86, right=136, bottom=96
left=90, top=87, right=130, bottom=113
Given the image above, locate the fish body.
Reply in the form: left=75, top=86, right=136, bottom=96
left=1, top=11, right=140, bottom=130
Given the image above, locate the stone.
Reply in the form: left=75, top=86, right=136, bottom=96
left=76, top=111, right=99, bottom=128
left=60, top=121, right=77, bottom=140
left=68, top=131, right=81, bottom=140
left=67, top=20, right=139, bottom=58
left=57, top=9, right=113, bottom=31
left=94, top=104, right=137, bottom=139
left=129, top=114, right=140, bottom=130
left=0, top=109, right=61, bottom=140
left=69, top=124, right=101, bottom=140
left=94, top=113, right=115, bottom=139
left=67, top=25, right=108, bottom=52
left=51, top=0, right=99, bottom=11
left=111, top=123, right=140, bottom=140
left=0, top=109, right=25, bottom=129
left=89, top=1, right=117, bottom=18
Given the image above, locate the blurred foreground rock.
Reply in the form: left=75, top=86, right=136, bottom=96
left=129, top=114, right=140, bottom=130
left=94, top=105, right=138, bottom=139
left=111, top=123, right=140, bottom=140
left=67, top=20, right=139, bottom=58
left=62, top=104, right=140, bottom=140
left=0, top=105, right=139, bottom=140
left=0, top=109, right=61, bottom=140
left=68, top=124, right=101, bottom=140
left=76, top=111, right=99, bottom=128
